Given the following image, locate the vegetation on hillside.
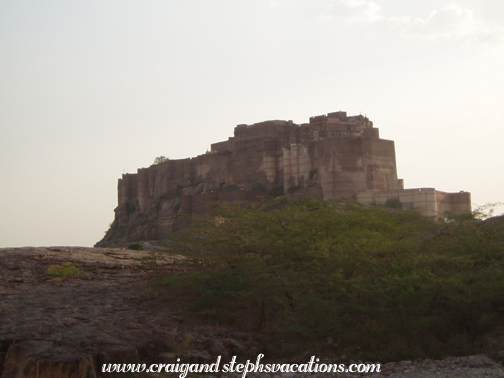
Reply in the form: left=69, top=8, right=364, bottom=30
left=45, top=263, right=89, bottom=280
left=128, top=242, right=144, bottom=250
left=153, top=156, right=169, bottom=165
left=156, top=198, right=504, bottom=362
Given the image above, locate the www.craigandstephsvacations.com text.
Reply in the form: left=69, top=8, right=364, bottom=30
left=101, top=354, right=381, bottom=377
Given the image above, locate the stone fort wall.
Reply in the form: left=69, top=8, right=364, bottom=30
left=96, top=111, right=470, bottom=247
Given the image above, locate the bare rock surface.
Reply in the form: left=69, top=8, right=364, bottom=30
left=1, top=247, right=503, bottom=378
left=0, top=246, right=185, bottom=377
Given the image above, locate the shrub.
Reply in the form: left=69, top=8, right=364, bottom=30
left=154, top=156, right=169, bottom=165
left=128, top=242, right=144, bottom=250
left=384, top=197, right=402, bottom=209
left=268, top=186, right=284, bottom=197
left=46, top=263, right=89, bottom=280
left=160, top=199, right=504, bottom=361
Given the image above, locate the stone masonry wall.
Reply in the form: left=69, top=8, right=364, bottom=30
left=96, top=110, right=466, bottom=247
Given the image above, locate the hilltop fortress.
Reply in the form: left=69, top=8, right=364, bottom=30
left=96, top=111, right=471, bottom=247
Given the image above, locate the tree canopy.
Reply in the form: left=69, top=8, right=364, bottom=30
left=158, top=198, right=504, bottom=362
left=153, top=156, right=169, bottom=165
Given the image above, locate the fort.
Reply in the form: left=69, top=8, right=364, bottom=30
left=96, top=111, right=471, bottom=247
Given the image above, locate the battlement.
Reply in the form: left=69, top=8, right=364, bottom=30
left=211, top=111, right=379, bottom=154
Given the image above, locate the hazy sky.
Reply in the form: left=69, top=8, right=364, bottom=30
left=1, top=0, right=503, bottom=247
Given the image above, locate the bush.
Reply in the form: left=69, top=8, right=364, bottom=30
left=269, top=186, right=284, bottom=197
left=384, top=197, right=402, bottom=209
left=46, top=263, right=89, bottom=280
left=160, top=199, right=504, bottom=361
left=154, top=156, right=169, bottom=165
left=128, top=242, right=144, bottom=250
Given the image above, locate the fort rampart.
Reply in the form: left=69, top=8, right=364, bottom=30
left=96, top=111, right=470, bottom=247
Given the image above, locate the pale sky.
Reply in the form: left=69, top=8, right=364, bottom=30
left=1, top=0, right=503, bottom=247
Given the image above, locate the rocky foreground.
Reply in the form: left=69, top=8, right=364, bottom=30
left=0, top=247, right=503, bottom=378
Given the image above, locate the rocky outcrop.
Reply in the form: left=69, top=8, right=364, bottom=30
left=0, top=247, right=259, bottom=378
left=0, top=247, right=177, bottom=377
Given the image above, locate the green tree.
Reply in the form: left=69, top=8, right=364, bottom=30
left=384, top=197, right=402, bottom=209
left=158, top=198, right=504, bottom=361
left=153, top=156, right=169, bottom=165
